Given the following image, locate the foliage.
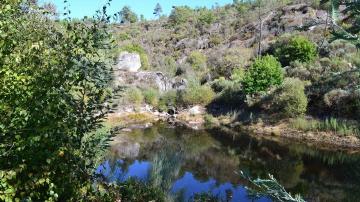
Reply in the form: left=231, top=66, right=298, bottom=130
left=120, top=43, right=150, bottom=70
left=125, top=87, right=144, bottom=106
left=211, top=77, right=235, bottom=93
left=324, top=0, right=360, bottom=48
left=153, top=3, right=163, bottom=18
left=274, top=35, right=318, bottom=66
left=231, top=68, right=245, bottom=83
left=117, top=178, right=166, bottom=202
left=178, top=83, right=215, bottom=106
left=142, top=88, right=159, bottom=107
left=290, top=117, right=360, bottom=136
left=118, top=6, right=138, bottom=23
left=168, top=6, right=194, bottom=26
left=187, top=51, right=207, bottom=71
left=272, top=78, right=308, bottom=117
left=208, top=48, right=253, bottom=78
left=192, top=192, right=219, bottom=202
left=197, top=8, right=216, bottom=25
left=158, top=90, right=178, bottom=112
left=243, top=55, right=284, bottom=94
left=240, top=171, right=306, bottom=202
left=0, top=1, right=114, bottom=200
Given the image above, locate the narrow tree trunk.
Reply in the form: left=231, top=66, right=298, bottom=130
left=258, top=1, right=263, bottom=57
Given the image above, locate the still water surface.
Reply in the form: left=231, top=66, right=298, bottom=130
left=97, top=123, right=360, bottom=202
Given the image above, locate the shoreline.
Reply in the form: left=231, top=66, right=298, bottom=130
left=106, top=110, right=360, bottom=152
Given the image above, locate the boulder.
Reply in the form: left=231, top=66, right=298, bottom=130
left=189, top=105, right=205, bottom=116
left=116, top=51, right=141, bottom=72
left=113, top=70, right=187, bottom=92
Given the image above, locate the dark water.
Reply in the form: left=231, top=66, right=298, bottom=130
left=96, top=123, right=360, bottom=202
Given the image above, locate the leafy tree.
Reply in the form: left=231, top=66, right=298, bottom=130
left=153, top=3, right=163, bottom=18
left=243, top=55, right=283, bottom=94
left=168, top=6, right=194, bottom=26
left=118, top=6, right=138, bottom=24
left=0, top=0, right=115, bottom=200
left=197, top=8, right=216, bottom=25
left=274, top=35, right=317, bottom=66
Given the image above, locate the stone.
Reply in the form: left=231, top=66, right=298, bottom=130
left=113, top=70, right=187, bottom=92
left=189, top=105, right=205, bottom=116
left=116, top=51, right=141, bottom=72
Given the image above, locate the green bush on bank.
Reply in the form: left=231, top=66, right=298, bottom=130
left=273, top=78, right=308, bottom=117
left=243, top=55, right=284, bottom=94
left=158, top=90, right=178, bottom=112
left=142, top=88, right=159, bottom=107
left=178, top=83, right=215, bottom=106
left=274, top=35, right=317, bottom=66
left=290, top=117, right=360, bottom=136
left=125, top=87, right=144, bottom=106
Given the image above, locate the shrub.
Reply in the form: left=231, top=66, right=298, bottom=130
left=168, top=6, right=194, bottom=26
left=211, top=77, right=235, bottom=93
left=274, top=35, right=317, bottom=66
left=158, top=90, right=178, bottom=111
left=178, top=83, right=215, bottom=106
left=142, top=88, right=159, bottom=106
left=231, top=68, right=245, bottom=83
left=125, top=87, right=144, bottom=106
left=187, top=51, right=207, bottom=71
left=120, top=44, right=150, bottom=70
left=243, top=55, right=284, bottom=94
left=273, top=78, right=308, bottom=117
left=118, top=179, right=166, bottom=202
left=290, top=117, right=360, bottom=136
left=207, top=48, right=253, bottom=78
left=160, top=56, right=177, bottom=76
left=197, top=8, right=216, bottom=25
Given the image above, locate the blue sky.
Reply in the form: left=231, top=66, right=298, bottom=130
left=39, top=0, right=234, bottom=20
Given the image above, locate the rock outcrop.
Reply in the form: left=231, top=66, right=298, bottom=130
left=116, top=51, right=141, bottom=72
left=114, top=70, right=187, bottom=91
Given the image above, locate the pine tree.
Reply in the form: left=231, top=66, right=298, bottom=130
left=118, top=6, right=138, bottom=24
left=153, top=3, right=163, bottom=18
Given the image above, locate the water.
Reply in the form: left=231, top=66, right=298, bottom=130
left=96, top=123, right=360, bottom=202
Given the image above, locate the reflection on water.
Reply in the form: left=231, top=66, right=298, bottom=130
left=97, top=123, right=360, bottom=202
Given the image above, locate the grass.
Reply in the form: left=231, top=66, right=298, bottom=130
left=290, top=117, right=360, bottom=137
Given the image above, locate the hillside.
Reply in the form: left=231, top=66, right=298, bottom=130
left=110, top=0, right=359, bottom=148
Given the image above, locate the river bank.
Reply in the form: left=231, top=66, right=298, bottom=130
left=106, top=105, right=360, bottom=152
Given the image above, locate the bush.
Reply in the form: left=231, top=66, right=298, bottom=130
left=118, top=179, right=166, bottom=202
left=197, top=8, right=216, bottom=25
left=142, top=88, right=159, bottom=106
left=125, top=87, right=144, bottom=106
left=187, top=51, right=207, bottom=71
left=168, top=6, right=194, bottom=26
left=243, top=55, right=284, bottom=94
left=274, top=35, right=317, bottom=66
left=158, top=90, right=178, bottom=112
left=231, top=68, right=245, bottom=83
left=273, top=78, right=308, bottom=117
left=120, top=44, right=150, bottom=70
left=211, top=77, right=235, bottom=93
left=290, top=117, right=360, bottom=136
left=178, top=83, right=215, bottom=106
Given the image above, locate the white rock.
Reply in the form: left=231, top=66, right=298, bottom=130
left=116, top=51, right=141, bottom=72
left=189, top=105, right=205, bottom=115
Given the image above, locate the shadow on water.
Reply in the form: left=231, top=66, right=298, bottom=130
left=96, top=123, right=360, bottom=202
